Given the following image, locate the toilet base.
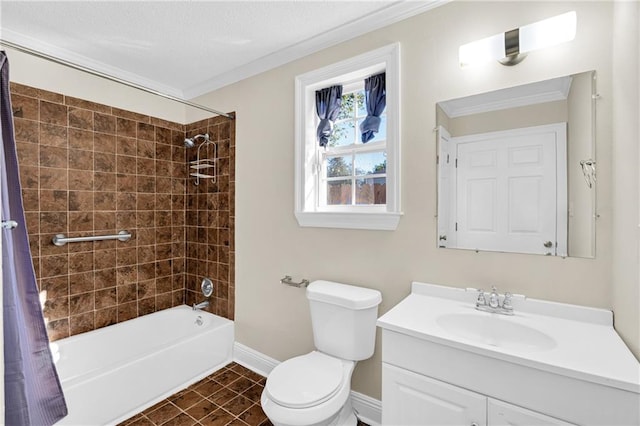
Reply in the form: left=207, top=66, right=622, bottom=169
left=331, top=398, right=357, bottom=426
left=265, top=396, right=358, bottom=426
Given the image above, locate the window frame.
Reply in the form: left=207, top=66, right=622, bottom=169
left=294, top=43, right=402, bottom=230
left=320, top=80, right=388, bottom=209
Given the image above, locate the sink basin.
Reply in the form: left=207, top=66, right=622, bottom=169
left=436, top=313, right=557, bottom=352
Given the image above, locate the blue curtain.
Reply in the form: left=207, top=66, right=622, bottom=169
left=360, top=72, right=386, bottom=143
left=315, top=85, right=343, bottom=147
left=1, top=51, right=68, bottom=425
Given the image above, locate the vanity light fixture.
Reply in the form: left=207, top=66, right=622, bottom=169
left=459, top=11, right=577, bottom=67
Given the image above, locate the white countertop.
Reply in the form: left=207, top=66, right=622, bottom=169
left=377, top=282, right=640, bottom=393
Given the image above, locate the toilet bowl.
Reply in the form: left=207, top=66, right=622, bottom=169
left=261, top=280, right=382, bottom=426
left=261, top=351, right=356, bottom=426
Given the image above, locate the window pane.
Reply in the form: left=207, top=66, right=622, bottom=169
left=357, top=114, right=387, bottom=143
left=327, top=180, right=352, bottom=205
left=326, top=155, right=353, bottom=178
left=338, top=93, right=355, bottom=120
left=328, top=121, right=355, bottom=147
left=356, top=177, right=386, bottom=205
left=356, top=90, right=367, bottom=117
left=355, top=151, right=386, bottom=176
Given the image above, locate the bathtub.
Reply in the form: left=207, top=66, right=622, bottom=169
left=51, top=305, right=234, bottom=425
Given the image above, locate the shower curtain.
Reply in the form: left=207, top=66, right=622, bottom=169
left=1, top=51, right=68, bottom=425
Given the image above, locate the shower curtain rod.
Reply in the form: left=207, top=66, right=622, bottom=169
left=0, top=39, right=235, bottom=120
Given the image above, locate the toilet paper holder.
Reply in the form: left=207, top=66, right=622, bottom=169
left=280, top=275, right=310, bottom=288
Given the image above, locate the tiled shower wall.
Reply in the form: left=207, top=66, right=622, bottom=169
left=184, top=117, right=235, bottom=320
left=9, top=82, right=235, bottom=340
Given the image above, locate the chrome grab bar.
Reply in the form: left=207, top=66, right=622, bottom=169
left=280, top=275, right=310, bottom=288
left=52, top=230, right=131, bottom=246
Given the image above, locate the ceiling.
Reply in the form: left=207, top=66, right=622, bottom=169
left=0, top=1, right=442, bottom=100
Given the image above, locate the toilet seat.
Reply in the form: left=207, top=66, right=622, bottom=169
left=265, top=352, right=344, bottom=409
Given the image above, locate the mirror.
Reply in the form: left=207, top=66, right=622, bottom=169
left=436, top=71, right=596, bottom=258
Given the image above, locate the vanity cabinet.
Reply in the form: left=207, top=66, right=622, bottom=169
left=377, top=283, right=640, bottom=426
left=383, top=363, right=573, bottom=426
left=379, top=327, right=639, bottom=425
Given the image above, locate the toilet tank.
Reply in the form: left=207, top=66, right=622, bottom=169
left=306, top=280, right=382, bottom=361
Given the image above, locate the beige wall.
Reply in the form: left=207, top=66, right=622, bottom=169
left=190, top=1, right=629, bottom=398
left=4, top=48, right=188, bottom=124
left=611, top=0, right=640, bottom=358
left=5, top=0, right=637, bottom=400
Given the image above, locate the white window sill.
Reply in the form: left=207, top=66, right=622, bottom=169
left=295, top=211, right=403, bottom=231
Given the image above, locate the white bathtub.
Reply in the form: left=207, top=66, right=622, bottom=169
left=52, top=305, right=234, bottom=425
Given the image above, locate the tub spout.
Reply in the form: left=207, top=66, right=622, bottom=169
left=193, top=300, right=210, bottom=311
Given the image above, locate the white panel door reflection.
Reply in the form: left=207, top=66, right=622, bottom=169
left=452, top=123, right=567, bottom=256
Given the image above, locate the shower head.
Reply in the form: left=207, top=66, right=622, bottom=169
left=184, top=133, right=209, bottom=148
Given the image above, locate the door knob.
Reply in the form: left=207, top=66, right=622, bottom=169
left=543, top=241, right=553, bottom=248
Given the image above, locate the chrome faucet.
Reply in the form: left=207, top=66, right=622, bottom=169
left=475, top=286, right=515, bottom=315
left=192, top=300, right=210, bottom=311
left=488, top=286, right=500, bottom=308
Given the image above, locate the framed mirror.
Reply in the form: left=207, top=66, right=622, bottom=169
left=436, top=71, right=596, bottom=258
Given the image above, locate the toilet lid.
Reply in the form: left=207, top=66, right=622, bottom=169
left=265, top=352, right=344, bottom=409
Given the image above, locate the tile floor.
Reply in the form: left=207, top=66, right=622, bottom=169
left=118, top=363, right=271, bottom=426
left=118, top=362, right=371, bottom=426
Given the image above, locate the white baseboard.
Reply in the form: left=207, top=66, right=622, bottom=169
left=233, top=342, right=280, bottom=377
left=232, top=342, right=382, bottom=426
left=351, top=390, right=382, bottom=426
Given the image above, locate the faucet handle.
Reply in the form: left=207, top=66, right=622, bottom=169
left=502, top=292, right=513, bottom=310
left=476, top=289, right=486, bottom=307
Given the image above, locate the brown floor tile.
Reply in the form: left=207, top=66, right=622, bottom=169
left=128, top=417, right=155, bottom=426
left=243, top=370, right=265, bottom=384
left=118, top=363, right=273, bottom=426
left=209, top=387, right=239, bottom=406
left=242, top=384, right=264, bottom=403
left=228, top=364, right=252, bottom=375
left=193, top=379, right=224, bottom=398
left=198, top=408, right=235, bottom=426
left=170, top=389, right=202, bottom=410
left=184, top=398, right=219, bottom=421
left=227, top=377, right=255, bottom=394
left=226, top=420, right=251, bottom=426
left=211, top=369, right=241, bottom=386
left=145, top=402, right=182, bottom=425
left=116, top=362, right=373, bottom=426
left=237, top=404, right=267, bottom=426
left=221, top=395, right=254, bottom=417
left=161, top=413, right=197, bottom=426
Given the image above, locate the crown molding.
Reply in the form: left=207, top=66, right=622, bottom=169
left=1, top=28, right=185, bottom=99
left=2, top=1, right=448, bottom=101
left=183, top=0, right=448, bottom=99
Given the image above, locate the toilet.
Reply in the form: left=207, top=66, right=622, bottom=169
left=261, top=280, right=382, bottom=426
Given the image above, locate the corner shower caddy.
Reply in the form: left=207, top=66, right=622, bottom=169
left=189, top=134, right=217, bottom=186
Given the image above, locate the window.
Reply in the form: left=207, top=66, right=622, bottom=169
left=294, top=43, right=401, bottom=230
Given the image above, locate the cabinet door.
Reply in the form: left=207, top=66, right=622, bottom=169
left=382, top=363, right=486, bottom=426
left=488, top=398, right=575, bottom=426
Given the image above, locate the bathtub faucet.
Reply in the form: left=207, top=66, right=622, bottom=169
left=192, top=300, right=210, bottom=311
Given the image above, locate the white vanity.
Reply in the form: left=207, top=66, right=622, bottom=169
left=377, top=282, right=640, bottom=425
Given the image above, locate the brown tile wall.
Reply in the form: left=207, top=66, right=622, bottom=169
left=10, top=82, right=236, bottom=341
left=184, top=117, right=235, bottom=320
